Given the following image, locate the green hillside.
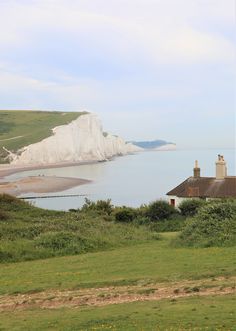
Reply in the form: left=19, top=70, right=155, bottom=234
left=0, top=196, right=235, bottom=330
left=0, top=110, right=86, bottom=163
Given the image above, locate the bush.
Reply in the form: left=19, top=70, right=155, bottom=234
left=0, top=193, right=29, bottom=211
left=115, top=207, right=137, bottom=223
left=145, top=200, right=177, bottom=222
left=0, top=210, right=9, bottom=221
left=80, top=198, right=114, bottom=215
left=35, top=231, right=96, bottom=254
left=174, top=200, right=236, bottom=247
left=148, top=216, right=186, bottom=232
left=178, top=199, right=207, bottom=217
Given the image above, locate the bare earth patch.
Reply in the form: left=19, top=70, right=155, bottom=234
left=0, top=276, right=235, bottom=312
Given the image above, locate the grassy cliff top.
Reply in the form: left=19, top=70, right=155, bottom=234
left=0, top=110, right=87, bottom=163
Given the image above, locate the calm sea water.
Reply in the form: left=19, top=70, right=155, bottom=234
left=6, top=149, right=236, bottom=210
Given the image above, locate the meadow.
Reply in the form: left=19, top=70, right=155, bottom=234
left=0, top=196, right=235, bottom=330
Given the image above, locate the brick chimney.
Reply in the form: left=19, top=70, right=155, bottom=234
left=193, top=160, right=200, bottom=178
left=215, top=155, right=227, bottom=179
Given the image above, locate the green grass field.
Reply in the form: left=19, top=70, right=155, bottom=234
left=0, top=233, right=235, bottom=330
left=0, top=196, right=235, bottom=330
left=1, top=294, right=235, bottom=331
left=0, top=110, right=85, bottom=163
left=1, top=234, right=235, bottom=295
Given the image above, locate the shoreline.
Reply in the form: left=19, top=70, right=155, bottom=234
left=0, top=152, right=138, bottom=197
left=0, top=175, right=91, bottom=196
left=0, top=161, right=98, bottom=196
left=0, top=160, right=102, bottom=180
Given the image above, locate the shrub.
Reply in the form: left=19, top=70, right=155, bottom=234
left=0, top=193, right=29, bottom=211
left=80, top=198, right=113, bottom=215
left=145, top=200, right=177, bottom=222
left=178, top=199, right=207, bottom=217
left=133, top=216, right=150, bottom=226
left=174, top=200, right=236, bottom=247
left=0, top=210, right=9, bottom=221
left=148, top=216, right=186, bottom=232
left=35, top=231, right=96, bottom=254
left=0, top=250, right=13, bottom=262
left=115, top=207, right=137, bottom=223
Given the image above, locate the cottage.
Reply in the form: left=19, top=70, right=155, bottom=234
left=166, top=155, right=236, bottom=208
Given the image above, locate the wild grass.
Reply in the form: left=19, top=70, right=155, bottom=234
left=0, top=194, right=159, bottom=263
left=0, top=294, right=235, bottom=330
left=0, top=196, right=235, bottom=330
left=0, top=233, right=235, bottom=295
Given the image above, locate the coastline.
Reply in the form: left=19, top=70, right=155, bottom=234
left=0, top=175, right=91, bottom=196
left=0, top=161, right=97, bottom=196
left=0, top=152, right=139, bottom=197
left=0, top=160, right=100, bottom=179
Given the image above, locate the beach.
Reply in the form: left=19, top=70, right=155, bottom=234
left=0, top=162, right=93, bottom=196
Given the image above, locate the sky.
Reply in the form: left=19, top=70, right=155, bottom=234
left=0, top=0, right=235, bottom=149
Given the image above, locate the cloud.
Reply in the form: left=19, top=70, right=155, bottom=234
left=0, top=0, right=234, bottom=65
left=0, top=0, right=234, bottom=148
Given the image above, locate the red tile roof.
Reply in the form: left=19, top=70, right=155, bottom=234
left=166, top=177, right=236, bottom=198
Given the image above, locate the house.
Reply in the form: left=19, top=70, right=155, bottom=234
left=166, top=155, right=236, bottom=208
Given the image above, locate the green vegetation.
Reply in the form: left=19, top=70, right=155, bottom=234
left=0, top=110, right=86, bottom=163
left=178, top=199, right=207, bottom=216
left=145, top=200, right=177, bottom=221
left=175, top=200, right=236, bottom=247
left=114, top=206, right=138, bottom=223
left=0, top=232, right=235, bottom=295
left=1, top=195, right=236, bottom=264
left=0, top=195, right=236, bottom=330
left=1, top=294, right=235, bottom=331
left=0, top=195, right=158, bottom=263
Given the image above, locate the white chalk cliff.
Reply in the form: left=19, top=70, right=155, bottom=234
left=10, top=114, right=142, bottom=165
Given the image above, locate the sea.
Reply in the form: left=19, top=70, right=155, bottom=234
left=5, top=149, right=236, bottom=211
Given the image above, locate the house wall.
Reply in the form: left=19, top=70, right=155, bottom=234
left=167, top=195, right=190, bottom=208
left=167, top=196, right=212, bottom=208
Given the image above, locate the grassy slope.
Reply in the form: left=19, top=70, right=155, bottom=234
left=1, top=295, right=235, bottom=330
left=0, top=198, right=235, bottom=330
left=0, top=196, right=158, bottom=263
left=0, top=234, right=235, bottom=295
left=0, top=110, right=85, bottom=162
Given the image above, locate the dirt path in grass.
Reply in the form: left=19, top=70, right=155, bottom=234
left=0, top=135, right=24, bottom=142
left=0, top=276, right=235, bottom=312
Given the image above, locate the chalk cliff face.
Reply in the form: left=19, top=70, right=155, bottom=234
left=11, top=114, right=141, bottom=165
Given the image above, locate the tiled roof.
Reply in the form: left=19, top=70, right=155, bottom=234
left=166, top=176, right=236, bottom=198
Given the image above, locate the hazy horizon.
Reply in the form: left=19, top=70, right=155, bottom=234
left=0, top=0, right=235, bottom=149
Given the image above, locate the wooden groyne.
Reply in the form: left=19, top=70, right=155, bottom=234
left=19, top=194, right=89, bottom=200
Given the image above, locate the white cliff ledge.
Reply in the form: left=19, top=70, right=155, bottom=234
left=10, top=114, right=142, bottom=165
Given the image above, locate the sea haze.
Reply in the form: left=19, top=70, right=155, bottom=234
left=6, top=149, right=236, bottom=210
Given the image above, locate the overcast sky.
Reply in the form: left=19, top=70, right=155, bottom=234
left=0, top=0, right=235, bottom=148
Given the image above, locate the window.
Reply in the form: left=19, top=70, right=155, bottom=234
left=170, top=199, right=175, bottom=207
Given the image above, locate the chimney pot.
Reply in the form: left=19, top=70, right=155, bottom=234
left=215, top=154, right=227, bottom=179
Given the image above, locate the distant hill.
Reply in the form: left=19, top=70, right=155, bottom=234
left=0, top=110, right=86, bottom=163
left=131, top=140, right=175, bottom=149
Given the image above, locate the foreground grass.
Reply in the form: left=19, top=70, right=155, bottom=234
left=0, top=110, right=85, bottom=162
left=1, top=233, right=235, bottom=295
left=0, top=196, right=158, bottom=263
left=0, top=294, right=235, bottom=330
